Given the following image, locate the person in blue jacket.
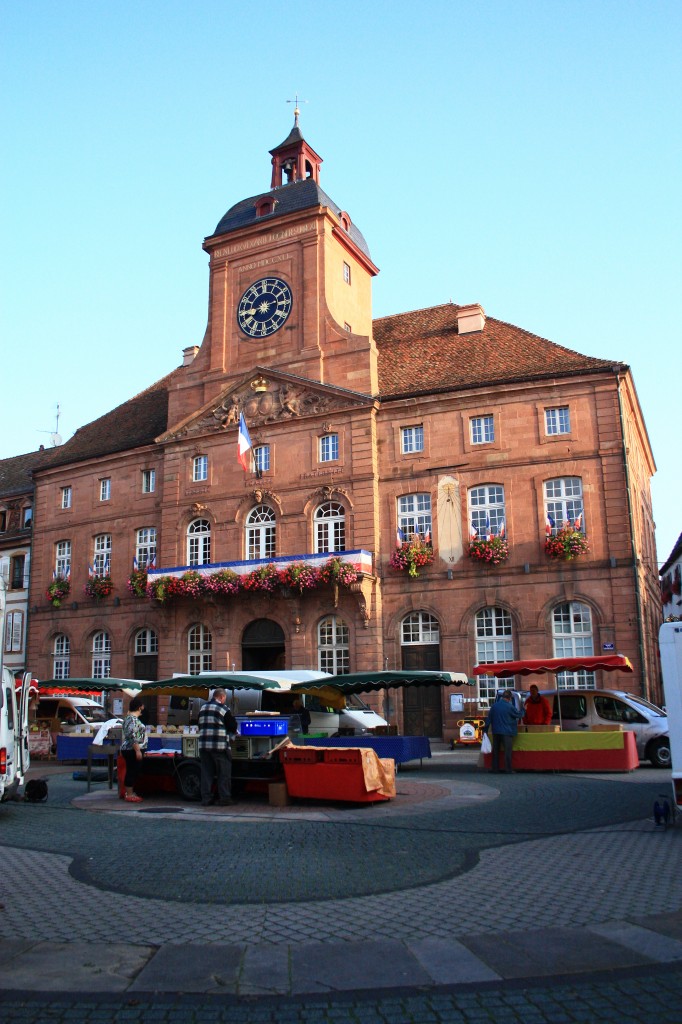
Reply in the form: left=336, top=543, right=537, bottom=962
left=484, top=690, right=523, bottom=773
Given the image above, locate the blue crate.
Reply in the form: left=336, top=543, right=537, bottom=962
left=238, top=717, right=288, bottom=736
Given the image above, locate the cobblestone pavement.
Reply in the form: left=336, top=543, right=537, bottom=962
left=1, top=752, right=681, bottom=1022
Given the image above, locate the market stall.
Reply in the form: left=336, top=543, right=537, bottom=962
left=473, top=655, right=637, bottom=771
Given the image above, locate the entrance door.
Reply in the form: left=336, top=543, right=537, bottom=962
left=242, top=619, right=285, bottom=671
left=402, top=644, right=443, bottom=736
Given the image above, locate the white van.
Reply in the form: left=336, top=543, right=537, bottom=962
left=35, top=695, right=109, bottom=749
left=0, top=669, right=30, bottom=801
left=533, top=688, right=670, bottom=768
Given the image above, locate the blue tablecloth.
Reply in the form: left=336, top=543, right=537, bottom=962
left=57, top=734, right=182, bottom=760
left=302, top=735, right=431, bottom=765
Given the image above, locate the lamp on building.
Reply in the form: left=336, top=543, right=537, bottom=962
left=446, top=569, right=453, bottom=580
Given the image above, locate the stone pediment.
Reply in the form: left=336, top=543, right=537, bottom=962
left=159, top=368, right=374, bottom=442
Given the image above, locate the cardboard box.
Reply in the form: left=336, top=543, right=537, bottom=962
left=268, top=782, right=290, bottom=807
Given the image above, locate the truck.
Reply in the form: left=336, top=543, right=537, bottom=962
left=659, top=621, right=682, bottom=811
left=0, top=668, right=31, bottom=801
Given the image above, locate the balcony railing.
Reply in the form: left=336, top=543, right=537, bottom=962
left=146, top=549, right=373, bottom=584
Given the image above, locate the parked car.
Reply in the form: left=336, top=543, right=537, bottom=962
left=530, top=688, right=670, bottom=768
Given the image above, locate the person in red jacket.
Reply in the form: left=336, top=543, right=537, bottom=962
left=523, top=684, right=553, bottom=725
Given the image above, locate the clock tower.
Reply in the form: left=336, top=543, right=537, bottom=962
left=169, top=112, right=380, bottom=426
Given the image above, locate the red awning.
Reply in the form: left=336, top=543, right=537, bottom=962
left=473, top=655, right=633, bottom=678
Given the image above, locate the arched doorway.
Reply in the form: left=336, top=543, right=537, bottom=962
left=242, top=619, right=285, bottom=671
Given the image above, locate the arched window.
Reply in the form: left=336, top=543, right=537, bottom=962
left=246, top=505, right=276, bottom=560
left=401, top=612, right=440, bottom=645
left=317, top=615, right=350, bottom=674
left=314, top=502, right=346, bottom=553
left=93, top=534, right=111, bottom=575
left=53, top=634, right=70, bottom=679
left=187, top=519, right=211, bottom=566
left=397, top=494, right=431, bottom=542
left=475, top=607, right=514, bottom=703
left=468, top=485, right=506, bottom=538
left=92, top=631, right=111, bottom=678
left=553, top=602, right=595, bottom=689
left=135, top=628, right=158, bottom=656
left=134, top=628, right=159, bottom=682
left=188, top=624, right=212, bottom=674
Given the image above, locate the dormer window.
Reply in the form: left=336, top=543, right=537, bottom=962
left=339, top=212, right=351, bottom=232
left=255, top=197, right=277, bottom=218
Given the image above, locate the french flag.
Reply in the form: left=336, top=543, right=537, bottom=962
left=88, top=564, right=95, bottom=577
left=470, top=522, right=479, bottom=541
left=574, top=512, right=583, bottom=531
left=148, top=554, right=156, bottom=570
left=237, top=412, right=253, bottom=471
left=485, top=514, right=492, bottom=541
left=545, top=512, right=555, bottom=535
left=499, top=520, right=506, bottom=539
left=396, top=526, right=406, bottom=547
left=133, top=556, right=139, bottom=570
left=424, top=528, right=431, bottom=545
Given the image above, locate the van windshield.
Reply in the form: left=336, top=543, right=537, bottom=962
left=76, top=705, right=108, bottom=724
left=346, top=693, right=371, bottom=711
left=624, top=695, right=666, bottom=717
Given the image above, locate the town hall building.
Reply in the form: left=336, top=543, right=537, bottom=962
left=17, top=113, right=661, bottom=738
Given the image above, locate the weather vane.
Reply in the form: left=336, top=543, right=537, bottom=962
left=286, top=94, right=308, bottom=126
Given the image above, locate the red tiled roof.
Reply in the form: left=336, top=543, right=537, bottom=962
left=43, top=370, right=179, bottom=469
left=0, top=447, right=61, bottom=498
left=374, top=303, right=621, bottom=398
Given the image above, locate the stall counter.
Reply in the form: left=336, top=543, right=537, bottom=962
left=484, top=730, right=639, bottom=772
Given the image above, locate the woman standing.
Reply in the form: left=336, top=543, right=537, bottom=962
left=121, top=697, right=147, bottom=802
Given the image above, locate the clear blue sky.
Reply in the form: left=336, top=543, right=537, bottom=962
left=2, top=1, right=680, bottom=563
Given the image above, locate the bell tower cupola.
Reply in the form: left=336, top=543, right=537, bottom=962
left=269, top=106, right=323, bottom=187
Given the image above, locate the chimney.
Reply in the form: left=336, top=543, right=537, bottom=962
left=457, top=303, right=486, bottom=335
left=183, top=345, right=199, bottom=366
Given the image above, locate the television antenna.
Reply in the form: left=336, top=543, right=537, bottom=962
left=38, top=403, right=63, bottom=447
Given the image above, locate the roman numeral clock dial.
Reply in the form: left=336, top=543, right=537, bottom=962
left=237, top=277, right=293, bottom=338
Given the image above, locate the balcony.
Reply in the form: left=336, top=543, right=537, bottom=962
left=146, top=549, right=373, bottom=584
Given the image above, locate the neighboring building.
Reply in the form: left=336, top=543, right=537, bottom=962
left=660, top=533, right=682, bottom=620
left=24, top=115, right=662, bottom=736
left=0, top=447, right=57, bottom=676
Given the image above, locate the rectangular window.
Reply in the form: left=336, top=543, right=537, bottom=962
left=343, top=261, right=351, bottom=284
left=55, top=540, right=71, bottom=578
left=0, top=511, right=6, bottom=532
left=545, top=406, right=571, bottom=435
left=142, top=469, right=156, bottom=494
left=469, top=485, right=506, bottom=538
left=343, top=322, right=352, bottom=333
left=544, top=477, right=584, bottom=533
left=319, top=434, right=339, bottom=463
left=401, top=425, right=424, bottom=454
left=398, top=493, right=432, bottom=541
left=470, top=415, right=494, bottom=445
left=193, top=455, right=208, bottom=482
left=23, top=507, right=32, bottom=528
left=253, top=445, right=270, bottom=474
left=100, top=478, right=111, bottom=501
left=136, top=527, right=157, bottom=570
left=94, top=534, right=112, bottom=575
left=5, top=611, right=23, bottom=654
left=61, top=486, right=72, bottom=509
left=10, top=555, right=26, bottom=590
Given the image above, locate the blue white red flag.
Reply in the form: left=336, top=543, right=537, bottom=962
left=470, top=522, right=478, bottom=540
left=424, top=529, right=431, bottom=545
left=238, top=412, right=253, bottom=471
left=396, top=526, right=406, bottom=547
left=573, top=512, right=583, bottom=531
left=499, top=520, right=506, bottom=539
left=485, top=514, right=492, bottom=541
left=88, top=564, right=95, bottom=577
left=545, top=512, right=555, bottom=535
left=148, top=554, right=156, bottom=570
left=133, top=556, right=139, bottom=570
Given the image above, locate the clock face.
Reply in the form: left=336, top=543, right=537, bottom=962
left=237, top=277, right=293, bottom=338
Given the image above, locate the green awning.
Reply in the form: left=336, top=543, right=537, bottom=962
left=290, top=669, right=469, bottom=696
left=141, top=673, right=286, bottom=697
left=38, top=678, right=144, bottom=693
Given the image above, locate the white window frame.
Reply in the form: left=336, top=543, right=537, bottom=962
left=187, top=519, right=211, bottom=566
left=188, top=623, right=212, bottom=674
left=468, top=485, right=506, bottom=538
left=398, top=493, right=432, bottom=542
left=246, top=505, right=276, bottom=560
left=553, top=602, right=595, bottom=689
left=401, top=425, right=424, bottom=455
left=193, top=455, right=208, bottom=482
left=401, top=611, right=440, bottom=645
left=93, top=534, right=111, bottom=575
left=314, top=502, right=346, bottom=553
left=135, top=628, right=158, bottom=655
left=61, top=486, right=72, bottom=510
left=99, top=478, right=111, bottom=502
left=55, top=540, right=71, bottom=578
left=92, top=631, right=111, bottom=679
left=319, top=434, right=339, bottom=463
left=475, top=607, right=514, bottom=703
left=318, top=615, right=350, bottom=674
left=5, top=610, right=23, bottom=654
left=470, top=415, right=495, bottom=445
left=343, top=261, right=351, bottom=284
left=544, top=477, right=584, bottom=534
left=253, top=445, right=270, bottom=474
left=136, top=527, right=157, bottom=570
left=545, top=406, right=571, bottom=436
left=142, top=469, right=156, bottom=494
left=53, top=633, right=70, bottom=679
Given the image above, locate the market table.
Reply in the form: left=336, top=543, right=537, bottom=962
left=57, top=733, right=183, bottom=761
left=302, top=735, right=431, bottom=766
left=483, top=730, right=639, bottom=772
